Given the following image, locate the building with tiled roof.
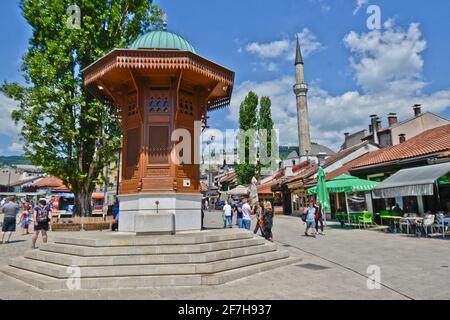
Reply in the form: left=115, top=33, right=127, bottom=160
left=351, top=123, right=450, bottom=171
left=362, top=105, right=449, bottom=148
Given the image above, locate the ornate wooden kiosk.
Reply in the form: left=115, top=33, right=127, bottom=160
left=83, top=30, right=234, bottom=233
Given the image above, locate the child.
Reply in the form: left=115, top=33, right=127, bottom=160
left=19, top=203, right=32, bottom=235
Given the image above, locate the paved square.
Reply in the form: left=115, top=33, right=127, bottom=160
left=0, top=212, right=449, bottom=300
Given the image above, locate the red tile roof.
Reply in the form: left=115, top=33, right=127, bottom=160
left=33, top=176, right=69, bottom=190
left=285, top=141, right=371, bottom=184
left=352, top=124, right=450, bottom=168
left=219, top=171, right=237, bottom=184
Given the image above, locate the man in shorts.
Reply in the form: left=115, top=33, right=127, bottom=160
left=31, top=199, right=52, bottom=249
left=1, top=196, right=20, bottom=244
left=305, top=201, right=317, bottom=238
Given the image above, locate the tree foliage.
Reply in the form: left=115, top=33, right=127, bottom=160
left=236, top=91, right=258, bottom=185
left=236, top=92, right=276, bottom=185
left=1, top=0, right=162, bottom=216
left=258, top=96, right=277, bottom=169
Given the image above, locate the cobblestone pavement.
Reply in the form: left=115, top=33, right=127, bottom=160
left=0, top=211, right=449, bottom=300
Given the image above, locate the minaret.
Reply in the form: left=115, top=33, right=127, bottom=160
left=293, top=36, right=312, bottom=158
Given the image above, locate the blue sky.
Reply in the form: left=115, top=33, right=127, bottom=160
left=1, top=0, right=450, bottom=155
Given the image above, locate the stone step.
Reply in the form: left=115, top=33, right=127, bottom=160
left=9, top=250, right=289, bottom=279
left=52, top=229, right=253, bottom=247
left=25, top=242, right=278, bottom=266
left=1, top=256, right=301, bottom=291
left=202, top=256, right=302, bottom=285
left=39, top=237, right=266, bottom=257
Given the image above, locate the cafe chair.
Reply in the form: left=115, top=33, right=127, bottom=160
left=433, top=214, right=448, bottom=238
left=358, top=212, right=373, bottom=229
left=399, top=214, right=410, bottom=234
left=416, top=215, right=435, bottom=237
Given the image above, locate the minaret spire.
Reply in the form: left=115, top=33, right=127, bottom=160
left=295, top=35, right=304, bottom=65
left=293, top=35, right=311, bottom=158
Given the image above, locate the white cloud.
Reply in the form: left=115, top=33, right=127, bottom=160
left=0, top=94, right=21, bottom=138
left=344, top=22, right=427, bottom=93
left=246, top=39, right=291, bottom=60
left=0, top=93, right=24, bottom=155
left=245, top=28, right=323, bottom=63
left=8, top=142, right=24, bottom=154
left=228, top=22, right=450, bottom=151
left=353, top=0, right=368, bottom=15
left=309, top=0, right=331, bottom=13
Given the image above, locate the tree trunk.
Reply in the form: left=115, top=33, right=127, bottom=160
left=74, top=192, right=92, bottom=217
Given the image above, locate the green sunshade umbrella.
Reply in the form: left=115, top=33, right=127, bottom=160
left=308, top=174, right=378, bottom=195
left=308, top=174, right=378, bottom=226
left=316, top=167, right=331, bottom=215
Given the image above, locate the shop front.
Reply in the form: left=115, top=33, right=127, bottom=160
left=372, top=162, right=450, bottom=215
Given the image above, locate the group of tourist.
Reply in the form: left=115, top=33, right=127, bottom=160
left=303, top=201, right=325, bottom=238
left=222, top=198, right=274, bottom=241
left=0, top=196, right=52, bottom=249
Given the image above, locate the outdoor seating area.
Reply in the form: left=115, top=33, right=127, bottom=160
left=332, top=210, right=450, bottom=239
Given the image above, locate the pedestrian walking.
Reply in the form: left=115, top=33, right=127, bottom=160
left=235, top=200, right=243, bottom=228
left=253, top=201, right=265, bottom=236
left=314, top=202, right=325, bottom=235
left=241, top=198, right=253, bottom=230
left=223, top=201, right=232, bottom=228
left=111, top=199, right=120, bottom=232
left=19, top=202, right=32, bottom=235
left=1, top=196, right=20, bottom=244
left=304, top=201, right=317, bottom=238
left=263, top=201, right=274, bottom=241
left=31, top=199, right=52, bottom=249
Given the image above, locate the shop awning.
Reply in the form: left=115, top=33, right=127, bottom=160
left=308, top=175, right=378, bottom=195
left=226, top=185, right=249, bottom=196
left=258, top=187, right=273, bottom=195
left=372, top=162, right=450, bottom=199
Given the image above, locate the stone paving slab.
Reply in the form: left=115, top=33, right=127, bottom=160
left=0, top=211, right=449, bottom=299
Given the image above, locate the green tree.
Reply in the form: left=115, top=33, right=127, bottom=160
left=236, top=91, right=258, bottom=185
left=1, top=0, right=162, bottom=216
left=257, top=96, right=277, bottom=170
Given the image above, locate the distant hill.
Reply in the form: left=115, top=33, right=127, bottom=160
left=0, top=156, right=32, bottom=166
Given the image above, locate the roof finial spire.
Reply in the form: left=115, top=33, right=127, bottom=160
left=295, top=34, right=304, bottom=65
left=162, top=13, right=168, bottom=31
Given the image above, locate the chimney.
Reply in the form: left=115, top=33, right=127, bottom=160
left=344, top=132, right=350, bottom=142
left=370, top=115, right=379, bottom=145
left=388, top=113, right=398, bottom=127
left=375, top=118, right=383, bottom=131
left=413, top=104, right=422, bottom=117
left=399, top=134, right=406, bottom=144
left=317, top=152, right=327, bottom=167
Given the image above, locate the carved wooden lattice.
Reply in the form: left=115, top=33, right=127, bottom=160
left=179, top=94, right=194, bottom=118
left=147, top=93, right=170, bottom=114
left=127, top=92, right=137, bottom=116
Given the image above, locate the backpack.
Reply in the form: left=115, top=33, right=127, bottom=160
left=35, top=206, right=49, bottom=223
left=301, top=211, right=307, bottom=222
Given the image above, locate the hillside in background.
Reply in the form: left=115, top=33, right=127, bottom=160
left=0, top=156, right=32, bottom=166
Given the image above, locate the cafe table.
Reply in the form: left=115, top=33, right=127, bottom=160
left=381, top=216, right=402, bottom=233
left=399, top=216, right=424, bottom=235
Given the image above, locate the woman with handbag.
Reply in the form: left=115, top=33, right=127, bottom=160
left=263, top=201, right=274, bottom=241
left=31, top=199, right=52, bottom=249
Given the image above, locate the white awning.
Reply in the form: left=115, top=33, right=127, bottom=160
left=226, top=185, right=249, bottom=196
left=372, top=162, right=450, bottom=199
